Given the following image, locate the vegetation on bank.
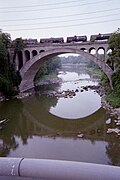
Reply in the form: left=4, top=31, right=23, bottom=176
left=0, top=31, right=22, bottom=98
left=101, top=29, right=120, bottom=108
left=34, top=56, right=61, bottom=84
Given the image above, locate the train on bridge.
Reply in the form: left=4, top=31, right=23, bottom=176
left=23, top=33, right=112, bottom=45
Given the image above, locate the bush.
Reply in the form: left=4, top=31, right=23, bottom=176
left=106, top=92, right=120, bottom=108
left=112, top=70, right=120, bottom=94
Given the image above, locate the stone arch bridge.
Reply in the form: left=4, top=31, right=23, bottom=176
left=8, top=41, right=114, bottom=92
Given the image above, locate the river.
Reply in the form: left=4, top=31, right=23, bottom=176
left=0, top=64, right=120, bottom=167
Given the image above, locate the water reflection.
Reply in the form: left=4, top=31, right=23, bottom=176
left=50, top=89, right=101, bottom=119
left=48, top=71, right=101, bottom=119
left=10, top=136, right=110, bottom=165
left=0, top=96, right=119, bottom=166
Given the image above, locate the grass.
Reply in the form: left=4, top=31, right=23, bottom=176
left=101, top=71, right=120, bottom=108
left=106, top=91, right=120, bottom=108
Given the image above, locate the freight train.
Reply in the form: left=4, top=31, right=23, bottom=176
left=23, top=33, right=112, bottom=45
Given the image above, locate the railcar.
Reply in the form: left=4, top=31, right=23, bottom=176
left=23, top=39, right=38, bottom=44
left=90, top=33, right=112, bottom=41
left=66, top=35, right=87, bottom=43
left=40, top=37, right=64, bottom=43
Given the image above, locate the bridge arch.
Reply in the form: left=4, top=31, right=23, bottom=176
left=80, top=48, right=87, bottom=52
left=19, top=47, right=114, bottom=92
left=89, top=47, right=96, bottom=54
left=32, top=50, right=38, bottom=57
left=39, top=50, right=45, bottom=53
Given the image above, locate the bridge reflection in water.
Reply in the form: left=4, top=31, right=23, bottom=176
left=0, top=95, right=120, bottom=166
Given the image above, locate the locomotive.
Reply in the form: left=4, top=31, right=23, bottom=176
left=90, top=33, right=112, bottom=41
left=66, top=35, right=87, bottom=43
left=40, top=37, right=64, bottom=43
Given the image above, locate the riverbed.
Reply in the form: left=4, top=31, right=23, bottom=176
left=0, top=65, right=120, bottom=166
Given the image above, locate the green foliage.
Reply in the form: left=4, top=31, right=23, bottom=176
left=100, top=72, right=109, bottom=87
left=46, top=56, right=61, bottom=74
left=0, top=31, right=20, bottom=97
left=108, top=30, right=120, bottom=71
left=101, top=71, right=120, bottom=108
left=60, top=55, right=100, bottom=70
left=0, top=75, right=16, bottom=97
left=103, top=29, right=120, bottom=107
left=106, top=92, right=120, bottom=108
left=60, top=55, right=88, bottom=64
left=35, top=56, right=61, bottom=81
left=12, top=38, right=25, bottom=62
left=0, top=38, right=9, bottom=75
left=112, top=70, right=120, bottom=94
left=2, top=33, right=11, bottom=47
left=13, top=38, right=24, bottom=52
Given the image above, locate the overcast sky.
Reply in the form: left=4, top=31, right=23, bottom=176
left=0, top=0, right=120, bottom=41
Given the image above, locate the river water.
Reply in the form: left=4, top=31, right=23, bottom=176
left=0, top=65, right=120, bottom=166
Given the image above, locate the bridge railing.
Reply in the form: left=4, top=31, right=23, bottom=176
left=0, top=158, right=120, bottom=179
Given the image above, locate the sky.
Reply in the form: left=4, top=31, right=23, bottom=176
left=0, top=0, right=120, bottom=41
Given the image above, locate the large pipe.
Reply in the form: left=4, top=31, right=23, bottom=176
left=0, top=158, right=120, bottom=179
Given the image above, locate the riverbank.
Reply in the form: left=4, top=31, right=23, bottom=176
left=98, top=85, right=120, bottom=131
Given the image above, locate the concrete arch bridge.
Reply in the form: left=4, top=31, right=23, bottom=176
left=10, top=41, right=114, bottom=92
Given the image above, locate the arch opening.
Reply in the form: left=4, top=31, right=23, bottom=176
left=80, top=48, right=87, bottom=52
left=25, top=50, right=30, bottom=62
left=106, top=48, right=113, bottom=69
left=32, top=50, right=37, bottom=57
left=97, top=47, right=105, bottom=61
left=39, top=50, right=45, bottom=53
left=89, top=47, right=96, bottom=55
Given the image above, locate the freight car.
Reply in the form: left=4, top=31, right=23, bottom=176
left=66, top=35, right=87, bottom=43
left=40, top=37, right=64, bottom=43
left=90, top=33, right=112, bottom=41
left=23, top=39, right=38, bottom=44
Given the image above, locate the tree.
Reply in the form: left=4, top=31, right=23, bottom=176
left=12, top=38, right=24, bottom=62
left=108, top=28, right=120, bottom=72
left=35, top=56, right=61, bottom=81
left=106, top=28, right=120, bottom=100
left=0, top=31, right=20, bottom=97
left=2, top=32, right=11, bottom=47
